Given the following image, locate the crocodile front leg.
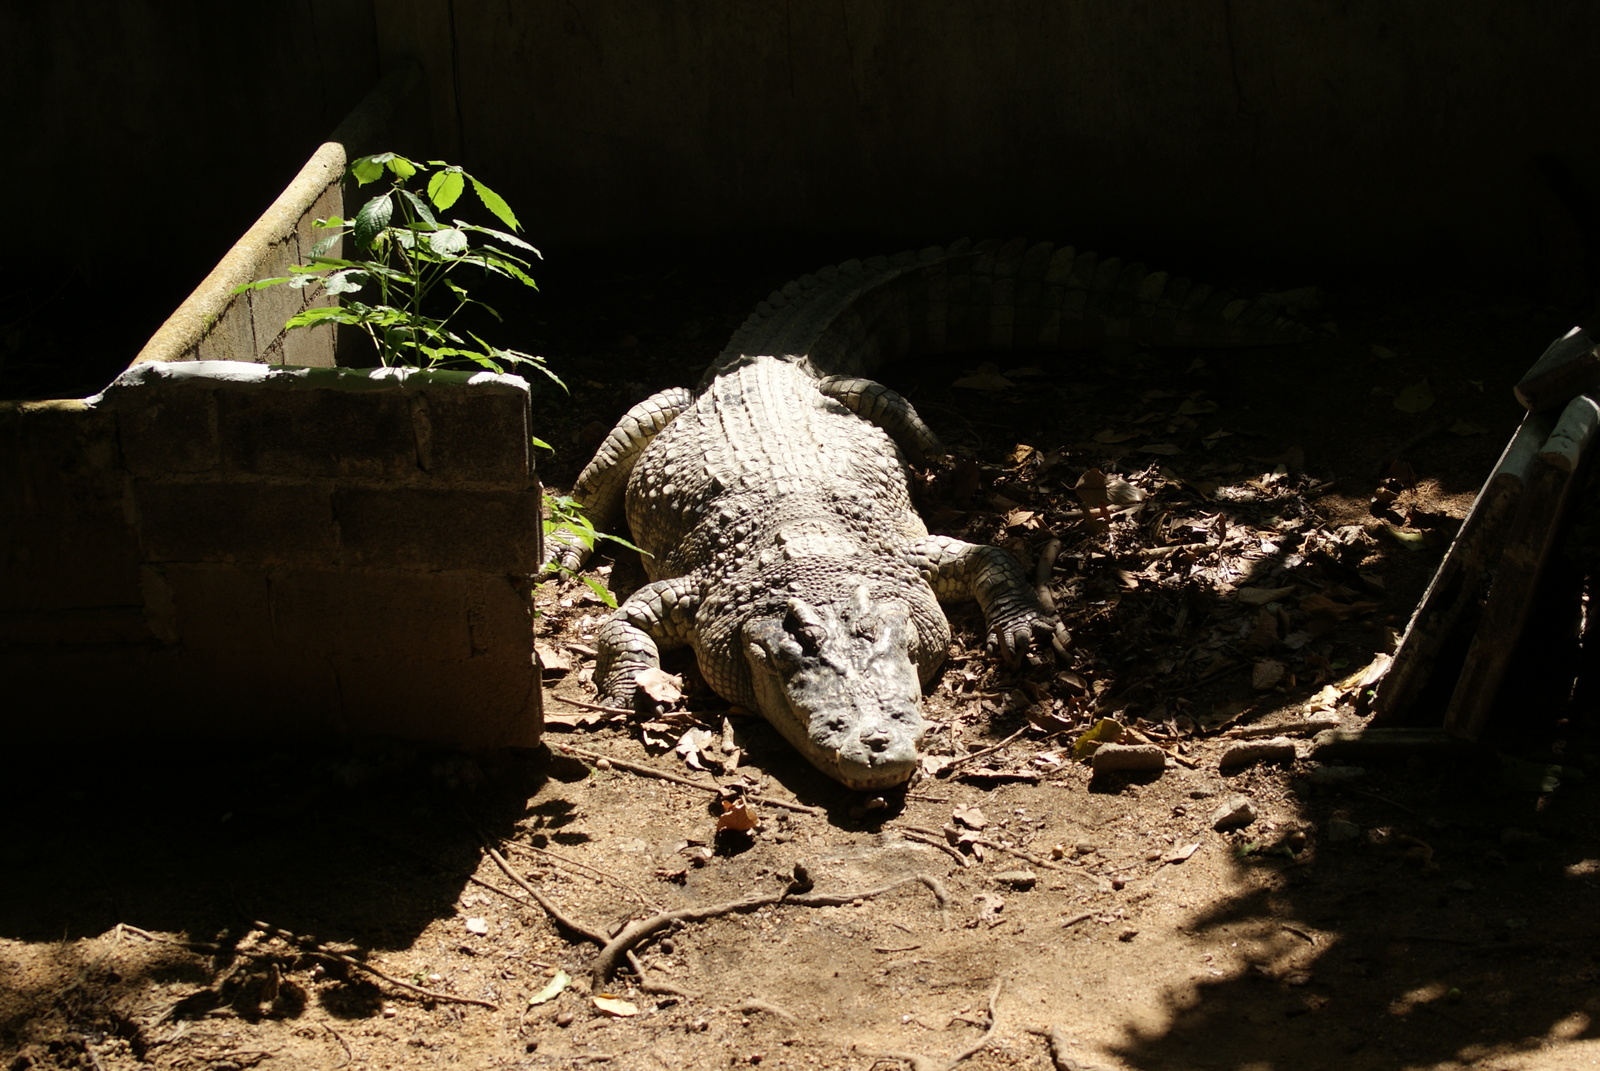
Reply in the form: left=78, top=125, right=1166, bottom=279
left=816, top=375, right=943, bottom=462
left=547, top=387, right=695, bottom=572
left=904, top=534, right=1070, bottom=663
left=594, top=575, right=702, bottom=708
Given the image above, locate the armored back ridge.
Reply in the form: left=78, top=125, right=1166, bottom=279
left=550, top=239, right=1306, bottom=789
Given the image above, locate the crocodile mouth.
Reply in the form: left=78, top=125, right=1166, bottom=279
left=742, top=588, right=927, bottom=789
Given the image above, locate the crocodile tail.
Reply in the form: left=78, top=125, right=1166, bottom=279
left=703, top=237, right=1313, bottom=387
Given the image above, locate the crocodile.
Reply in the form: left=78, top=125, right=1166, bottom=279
left=549, top=238, right=1308, bottom=789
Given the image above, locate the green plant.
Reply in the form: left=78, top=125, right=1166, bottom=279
left=236, top=152, right=556, bottom=384
left=239, top=152, right=631, bottom=603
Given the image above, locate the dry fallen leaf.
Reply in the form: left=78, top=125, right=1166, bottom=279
left=951, top=804, right=988, bottom=831
left=715, top=798, right=760, bottom=833
left=636, top=668, right=684, bottom=706
left=1252, top=660, right=1287, bottom=691
left=527, top=969, right=571, bottom=1006
left=593, top=995, right=639, bottom=1017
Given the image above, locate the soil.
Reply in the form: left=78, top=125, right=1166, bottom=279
left=6, top=238, right=1600, bottom=1071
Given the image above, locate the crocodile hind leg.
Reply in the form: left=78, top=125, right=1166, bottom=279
left=904, top=534, right=1070, bottom=663
left=546, top=387, right=695, bottom=572
left=816, top=375, right=943, bottom=462
left=594, top=575, right=702, bottom=709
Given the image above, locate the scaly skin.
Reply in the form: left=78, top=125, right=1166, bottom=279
left=586, top=355, right=1062, bottom=789
left=556, top=239, right=1306, bottom=788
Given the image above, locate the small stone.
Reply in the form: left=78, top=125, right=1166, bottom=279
left=1219, top=737, right=1297, bottom=771
left=556, top=1010, right=576, bottom=1027
left=382, top=1003, right=398, bottom=1018
left=994, top=870, right=1038, bottom=890
left=1326, top=818, right=1361, bottom=842
left=1309, top=764, right=1366, bottom=785
left=1117, top=928, right=1138, bottom=942
left=1211, top=795, right=1258, bottom=831
left=1091, top=743, right=1167, bottom=773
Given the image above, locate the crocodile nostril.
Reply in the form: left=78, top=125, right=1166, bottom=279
left=861, top=727, right=891, bottom=752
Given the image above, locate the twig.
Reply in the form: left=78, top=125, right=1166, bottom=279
left=946, top=980, right=1004, bottom=1067
left=476, top=840, right=609, bottom=945
left=321, top=1023, right=353, bottom=1069
left=898, top=825, right=1062, bottom=872
left=250, top=921, right=498, bottom=1011
left=591, top=875, right=939, bottom=984
left=1027, top=1025, right=1107, bottom=1071
left=736, top=998, right=798, bottom=1023
left=501, top=840, right=659, bottom=908
left=861, top=980, right=1003, bottom=1071
left=1035, top=538, right=1062, bottom=613
left=627, top=950, right=692, bottom=997
left=898, top=827, right=972, bottom=867
left=118, top=923, right=221, bottom=954
left=939, top=727, right=1030, bottom=776
left=557, top=743, right=825, bottom=816
left=549, top=695, right=634, bottom=717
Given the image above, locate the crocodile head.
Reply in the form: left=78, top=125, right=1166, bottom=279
left=742, top=585, right=926, bottom=790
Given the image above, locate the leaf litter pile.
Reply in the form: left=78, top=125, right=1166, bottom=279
left=8, top=246, right=1600, bottom=1071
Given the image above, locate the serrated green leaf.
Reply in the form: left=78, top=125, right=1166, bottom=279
left=323, top=269, right=370, bottom=295
left=581, top=575, right=618, bottom=609
left=287, top=274, right=321, bottom=289
left=385, top=154, right=417, bottom=180
left=531, top=435, right=552, bottom=450
left=231, top=277, right=290, bottom=294
left=429, top=227, right=469, bottom=257
left=353, top=193, right=394, bottom=249
left=397, top=187, right=437, bottom=226
left=469, top=176, right=520, bottom=230
left=285, top=306, right=358, bottom=328
left=310, top=232, right=342, bottom=258
left=428, top=169, right=466, bottom=210
left=350, top=155, right=385, bottom=185
left=458, top=222, right=540, bottom=255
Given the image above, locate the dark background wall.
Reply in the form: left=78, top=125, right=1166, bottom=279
left=6, top=0, right=1597, bottom=393
left=1, top=1, right=379, bottom=396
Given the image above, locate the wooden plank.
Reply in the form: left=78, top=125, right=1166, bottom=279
left=1514, top=326, right=1600, bottom=412
left=1369, top=411, right=1550, bottom=723
left=1443, top=395, right=1600, bottom=740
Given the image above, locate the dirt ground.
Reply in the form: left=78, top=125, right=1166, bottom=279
left=6, top=238, right=1600, bottom=1071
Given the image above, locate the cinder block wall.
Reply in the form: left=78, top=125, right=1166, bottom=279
left=0, top=69, right=544, bottom=749
left=1, top=365, right=543, bottom=748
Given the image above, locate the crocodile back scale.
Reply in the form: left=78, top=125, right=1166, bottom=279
left=551, top=238, right=1306, bottom=789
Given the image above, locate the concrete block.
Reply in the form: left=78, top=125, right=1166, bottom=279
left=0, top=606, right=151, bottom=644
left=332, top=654, right=540, bottom=747
left=416, top=382, right=530, bottom=484
left=214, top=387, right=417, bottom=480
left=334, top=485, right=542, bottom=571
left=115, top=387, right=221, bottom=476
left=249, top=234, right=309, bottom=355
left=267, top=567, right=479, bottom=661
left=133, top=479, right=337, bottom=564
left=0, top=403, right=145, bottom=611
left=148, top=562, right=278, bottom=651
left=193, top=291, right=259, bottom=365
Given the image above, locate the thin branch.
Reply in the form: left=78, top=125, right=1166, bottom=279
left=590, top=875, right=937, bottom=985
left=939, top=727, right=1030, bottom=776
left=557, top=743, right=825, bottom=816
left=250, top=920, right=497, bottom=1011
